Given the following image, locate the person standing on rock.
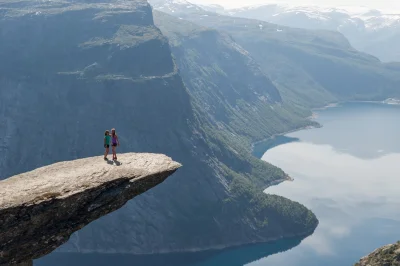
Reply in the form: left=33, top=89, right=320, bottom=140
left=104, top=130, right=111, bottom=160
left=111, top=128, right=120, bottom=161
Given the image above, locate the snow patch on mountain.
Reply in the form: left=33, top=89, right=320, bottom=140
left=150, top=0, right=400, bottom=62
left=149, top=0, right=204, bottom=13
left=228, top=4, right=400, bottom=31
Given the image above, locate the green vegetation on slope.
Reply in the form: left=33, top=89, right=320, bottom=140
left=154, top=11, right=315, bottom=144
left=0, top=0, right=318, bottom=255
left=153, top=10, right=318, bottom=244
left=155, top=8, right=400, bottom=108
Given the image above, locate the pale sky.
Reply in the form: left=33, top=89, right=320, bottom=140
left=191, top=0, right=400, bottom=11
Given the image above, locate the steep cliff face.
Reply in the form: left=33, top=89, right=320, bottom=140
left=154, top=11, right=314, bottom=143
left=0, top=0, right=182, bottom=179
left=0, top=0, right=317, bottom=257
left=0, top=153, right=180, bottom=265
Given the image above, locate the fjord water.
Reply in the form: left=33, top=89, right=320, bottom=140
left=257, top=102, right=400, bottom=266
left=36, top=102, right=400, bottom=265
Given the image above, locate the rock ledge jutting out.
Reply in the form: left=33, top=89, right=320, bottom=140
left=0, top=153, right=181, bottom=265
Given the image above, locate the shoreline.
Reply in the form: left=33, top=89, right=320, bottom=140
left=251, top=101, right=340, bottom=151
left=251, top=124, right=320, bottom=152
left=263, top=174, right=294, bottom=190
left=252, top=101, right=339, bottom=187
left=253, top=98, right=399, bottom=156
left=258, top=98, right=400, bottom=188
left=252, top=124, right=320, bottom=190
left=49, top=100, right=395, bottom=261
left=169, top=99, right=397, bottom=258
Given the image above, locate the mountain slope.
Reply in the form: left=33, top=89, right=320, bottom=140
left=150, top=3, right=400, bottom=107
left=0, top=0, right=317, bottom=257
left=154, top=10, right=314, bottom=143
left=226, top=4, right=400, bottom=62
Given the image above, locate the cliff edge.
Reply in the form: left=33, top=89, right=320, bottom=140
left=0, top=153, right=181, bottom=265
left=355, top=241, right=400, bottom=266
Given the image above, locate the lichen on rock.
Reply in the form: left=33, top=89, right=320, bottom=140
left=355, top=241, right=400, bottom=266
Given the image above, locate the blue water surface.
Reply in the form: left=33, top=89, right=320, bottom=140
left=36, top=102, right=400, bottom=266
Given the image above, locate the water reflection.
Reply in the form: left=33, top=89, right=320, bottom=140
left=256, top=102, right=400, bottom=265
left=36, top=103, right=400, bottom=266
left=35, top=236, right=306, bottom=266
left=289, top=102, right=400, bottom=159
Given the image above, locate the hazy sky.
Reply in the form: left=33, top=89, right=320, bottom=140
left=191, top=0, right=400, bottom=10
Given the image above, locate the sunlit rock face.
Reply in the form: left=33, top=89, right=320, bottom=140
left=0, top=153, right=180, bottom=265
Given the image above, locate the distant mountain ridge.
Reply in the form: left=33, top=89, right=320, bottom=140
left=228, top=4, right=400, bottom=30
left=149, top=0, right=205, bottom=13
left=150, top=0, right=400, bottom=109
left=216, top=3, right=400, bottom=62
left=150, top=0, right=400, bottom=62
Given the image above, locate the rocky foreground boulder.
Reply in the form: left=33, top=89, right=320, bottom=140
left=355, top=241, right=400, bottom=266
left=0, top=153, right=181, bottom=265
